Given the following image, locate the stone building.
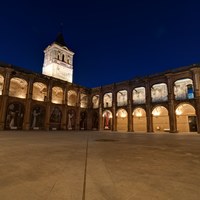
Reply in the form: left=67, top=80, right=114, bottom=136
left=0, top=34, right=200, bottom=133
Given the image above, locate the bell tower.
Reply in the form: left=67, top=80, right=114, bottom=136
left=42, top=33, right=74, bottom=82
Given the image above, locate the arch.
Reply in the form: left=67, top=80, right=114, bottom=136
left=30, top=105, right=45, bottom=130
left=9, top=77, right=27, bottom=98
left=132, top=107, right=147, bottom=132
left=103, top=93, right=112, bottom=108
left=174, top=78, right=194, bottom=100
left=80, top=93, right=88, bottom=108
left=151, top=83, right=168, bottom=102
left=176, top=103, right=197, bottom=132
left=50, top=107, right=62, bottom=130
left=0, top=74, right=4, bottom=95
left=80, top=111, right=87, bottom=130
left=67, top=90, right=77, bottom=106
left=52, top=86, right=63, bottom=104
left=32, top=82, right=47, bottom=101
left=117, top=90, right=127, bottom=106
left=5, top=102, right=24, bottom=130
left=152, top=106, right=169, bottom=132
left=92, top=95, right=99, bottom=109
left=67, top=109, right=76, bottom=130
left=62, top=54, right=65, bottom=62
left=116, top=109, right=128, bottom=132
left=133, top=87, right=146, bottom=104
left=92, top=111, right=99, bottom=130
left=102, top=110, right=113, bottom=130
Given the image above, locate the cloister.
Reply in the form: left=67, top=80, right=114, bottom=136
left=0, top=64, right=200, bottom=133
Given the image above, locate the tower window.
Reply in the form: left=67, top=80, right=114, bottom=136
left=62, top=55, right=65, bottom=62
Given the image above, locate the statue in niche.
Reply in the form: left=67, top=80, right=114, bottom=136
left=6, top=103, right=24, bottom=129
left=67, top=110, right=75, bottom=130
left=80, top=112, right=87, bottom=130
left=50, top=107, right=61, bottom=123
left=92, top=112, right=99, bottom=130
left=104, top=111, right=111, bottom=129
left=31, top=106, right=45, bottom=129
left=31, top=109, right=40, bottom=129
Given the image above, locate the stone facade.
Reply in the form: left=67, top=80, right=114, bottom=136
left=0, top=36, right=200, bottom=133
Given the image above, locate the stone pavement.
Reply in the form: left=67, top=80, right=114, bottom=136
left=0, top=131, right=200, bottom=200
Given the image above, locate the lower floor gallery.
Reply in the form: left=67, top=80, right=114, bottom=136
left=1, top=98, right=198, bottom=134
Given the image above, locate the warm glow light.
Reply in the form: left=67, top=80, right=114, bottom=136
left=116, top=110, right=127, bottom=118
left=152, top=107, right=161, bottom=116
left=176, top=107, right=183, bottom=115
left=103, top=111, right=112, bottom=118
left=135, top=111, right=142, bottom=117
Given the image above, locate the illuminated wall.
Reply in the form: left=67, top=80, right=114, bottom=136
left=133, top=108, right=147, bottom=132
left=103, top=93, right=112, bottom=108
left=92, top=95, right=99, bottom=108
left=151, top=83, right=168, bottom=102
left=133, top=87, right=146, bottom=104
left=117, top=90, right=127, bottom=106
left=9, top=78, right=27, bottom=99
left=42, top=43, right=74, bottom=83
left=174, top=79, right=194, bottom=100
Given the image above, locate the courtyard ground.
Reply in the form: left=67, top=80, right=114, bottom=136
left=0, top=131, right=200, bottom=200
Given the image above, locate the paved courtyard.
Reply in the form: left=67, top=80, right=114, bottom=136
left=0, top=131, right=200, bottom=200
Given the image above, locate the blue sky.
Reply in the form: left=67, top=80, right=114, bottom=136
left=1, top=0, right=200, bottom=87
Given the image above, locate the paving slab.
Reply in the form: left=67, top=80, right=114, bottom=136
left=0, top=131, right=200, bottom=200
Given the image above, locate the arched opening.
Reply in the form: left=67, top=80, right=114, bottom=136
left=133, top=87, right=146, bottom=104
left=92, top=111, right=99, bottom=130
left=67, top=90, right=77, bottom=106
left=30, top=106, right=45, bottom=130
left=116, top=109, right=128, bottom=132
left=174, top=78, right=194, bottom=100
left=151, top=83, right=168, bottom=102
left=176, top=103, right=197, bottom=132
left=5, top=102, right=24, bottom=130
left=92, top=95, right=99, bottom=109
left=52, top=86, right=63, bottom=104
left=9, top=78, right=27, bottom=99
left=103, top=93, right=112, bottom=108
left=0, top=74, right=4, bottom=95
left=50, top=107, right=62, bottom=130
left=32, top=82, right=47, bottom=101
left=102, top=110, right=112, bottom=130
left=152, top=106, right=169, bottom=132
left=67, top=109, right=76, bottom=130
left=80, top=94, right=88, bottom=108
left=133, top=108, right=147, bottom=132
left=80, top=111, right=87, bottom=130
left=117, top=90, right=127, bottom=106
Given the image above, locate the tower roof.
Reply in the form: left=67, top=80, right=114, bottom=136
left=54, top=32, right=66, bottom=46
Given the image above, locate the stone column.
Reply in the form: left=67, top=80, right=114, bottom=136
left=75, top=88, right=80, bottom=130
left=23, top=77, right=34, bottom=130
left=61, top=87, right=67, bottom=130
left=99, top=90, right=103, bottom=131
left=112, top=85, right=117, bottom=131
left=128, top=87, right=133, bottom=132
left=0, top=71, right=11, bottom=130
left=145, top=80, right=153, bottom=132
left=166, top=74, right=177, bottom=133
left=44, top=80, right=52, bottom=130
left=191, top=68, right=200, bottom=133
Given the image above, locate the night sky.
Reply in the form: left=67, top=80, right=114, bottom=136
left=1, top=0, right=200, bottom=88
